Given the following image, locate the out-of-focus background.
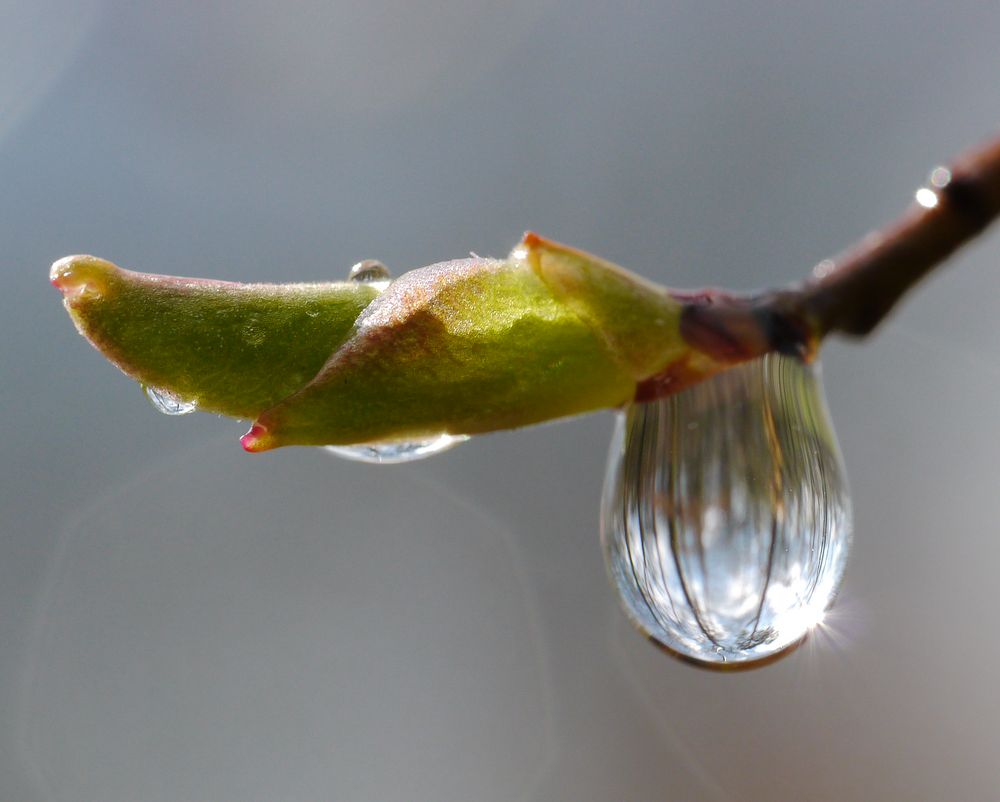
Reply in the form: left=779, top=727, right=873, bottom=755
left=4, top=2, right=1000, bottom=800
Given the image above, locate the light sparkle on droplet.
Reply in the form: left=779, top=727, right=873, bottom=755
left=601, top=354, right=852, bottom=669
left=144, top=385, right=197, bottom=416
left=915, top=187, right=939, bottom=209
left=325, top=434, right=469, bottom=464
left=812, top=259, right=836, bottom=279
left=510, top=245, right=530, bottom=262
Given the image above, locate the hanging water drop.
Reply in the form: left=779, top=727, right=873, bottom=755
left=601, top=354, right=851, bottom=669
left=325, top=434, right=469, bottom=465
left=348, top=259, right=392, bottom=291
left=144, top=385, right=197, bottom=415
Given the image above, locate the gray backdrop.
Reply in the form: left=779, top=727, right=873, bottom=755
left=4, top=2, right=1000, bottom=800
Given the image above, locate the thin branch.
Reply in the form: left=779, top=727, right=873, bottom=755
left=797, top=132, right=1000, bottom=337
left=676, top=131, right=1000, bottom=366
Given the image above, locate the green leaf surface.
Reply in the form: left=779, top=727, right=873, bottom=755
left=51, top=255, right=379, bottom=418
left=245, top=235, right=686, bottom=449
left=52, top=236, right=711, bottom=451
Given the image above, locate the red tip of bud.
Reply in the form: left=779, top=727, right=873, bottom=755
left=240, top=422, right=272, bottom=452
left=520, top=231, right=544, bottom=249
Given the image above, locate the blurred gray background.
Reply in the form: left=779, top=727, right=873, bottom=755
left=4, top=2, right=1000, bottom=800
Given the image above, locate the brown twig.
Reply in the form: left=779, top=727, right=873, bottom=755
left=676, top=131, right=1000, bottom=365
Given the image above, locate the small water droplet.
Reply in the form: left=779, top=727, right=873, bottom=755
left=143, top=385, right=197, bottom=416
left=348, top=259, right=392, bottom=291
left=812, top=258, right=836, bottom=279
left=929, top=166, right=952, bottom=188
left=242, top=317, right=266, bottom=346
left=601, top=354, right=851, bottom=669
left=326, top=434, right=468, bottom=464
left=304, top=301, right=321, bottom=318
left=915, top=187, right=939, bottom=209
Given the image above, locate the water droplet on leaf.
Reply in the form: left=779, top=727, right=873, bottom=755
left=241, top=317, right=266, bottom=346
left=601, top=354, right=851, bottom=669
left=144, top=385, right=197, bottom=416
left=348, top=259, right=392, bottom=291
left=326, top=434, right=468, bottom=464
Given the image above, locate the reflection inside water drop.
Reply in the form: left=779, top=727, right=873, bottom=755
left=601, top=354, right=852, bottom=668
left=349, top=258, right=392, bottom=291
left=326, top=434, right=469, bottom=464
left=143, top=385, right=197, bottom=416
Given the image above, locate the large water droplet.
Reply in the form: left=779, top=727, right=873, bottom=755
left=348, top=259, right=392, bottom=291
left=601, top=354, right=851, bottom=669
left=326, top=434, right=468, bottom=464
left=143, top=385, right=197, bottom=416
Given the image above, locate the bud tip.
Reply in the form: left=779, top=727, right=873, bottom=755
left=240, top=422, right=273, bottom=452
left=49, top=255, right=115, bottom=302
